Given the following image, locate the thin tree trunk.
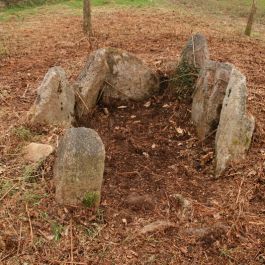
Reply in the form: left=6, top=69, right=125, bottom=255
left=83, top=0, right=92, bottom=35
left=245, top=0, right=257, bottom=36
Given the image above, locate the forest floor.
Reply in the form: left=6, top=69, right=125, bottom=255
left=0, top=3, right=265, bottom=265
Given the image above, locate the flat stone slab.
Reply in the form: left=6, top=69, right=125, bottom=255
left=23, top=143, right=54, bottom=163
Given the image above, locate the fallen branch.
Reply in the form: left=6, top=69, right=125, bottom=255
left=196, top=129, right=217, bottom=144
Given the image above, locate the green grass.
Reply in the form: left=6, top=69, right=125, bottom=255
left=1, top=0, right=265, bottom=22
left=0, top=0, right=159, bottom=21
left=21, top=162, right=42, bottom=182
left=13, top=126, right=32, bottom=141
left=176, top=0, right=265, bottom=21
left=0, top=0, right=158, bottom=13
left=82, top=191, right=100, bottom=208
left=23, top=191, right=47, bottom=205
left=0, top=179, right=14, bottom=197
left=51, top=222, right=64, bottom=241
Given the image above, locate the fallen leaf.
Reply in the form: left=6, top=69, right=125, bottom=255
left=176, top=127, right=184, bottom=134
left=117, top=105, right=127, bottom=109
left=144, top=101, right=151, bottom=108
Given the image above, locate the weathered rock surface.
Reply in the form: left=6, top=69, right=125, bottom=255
left=75, top=48, right=159, bottom=119
left=192, top=61, right=233, bottom=139
left=125, top=192, right=154, bottom=211
left=102, top=48, right=159, bottom=103
left=54, top=127, right=105, bottom=207
left=172, top=33, right=209, bottom=99
left=29, top=67, right=75, bottom=126
left=215, top=68, right=255, bottom=176
left=139, top=220, right=176, bottom=234
left=183, top=224, right=228, bottom=245
left=23, top=143, right=54, bottom=163
left=75, top=49, right=109, bottom=119
left=179, top=33, right=209, bottom=69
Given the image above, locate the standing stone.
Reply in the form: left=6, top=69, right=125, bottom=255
left=54, top=128, right=105, bottom=207
left=215, top=68, right=255, bottom=176
left=75, top=49, right=109, bottom=119
left=29, top=67, right=75, bottom=126
left=180, top=33, right=209, bottom=69
left=75, top=48, right=160, bottom=120
left=171, top=33, right=209, bottom=100
left=192, top=61, right=232, bottom=139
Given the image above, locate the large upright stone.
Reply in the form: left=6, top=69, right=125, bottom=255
left=75, top=49, right=109, bottom=119
left=215, top=68, right=255, bottom=176
left=179, top=33, right=209, bottom=69
left=54, top=128, right=105, bottom=207
left=172, top=33, right=209, bottom=99
left=75, top=48, right=159, bottom=120
left=192, top=61, right=232, bottom=139
left=29, top=67, right=75, bottom=126
left=102, top=48, right=159, bottom=103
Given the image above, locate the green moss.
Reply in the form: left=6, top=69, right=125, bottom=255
left=245, top=135, right=251, bottom=147
left=232, top=134, right=251, bottom=148
left=82, top=191, right=100, bottom=208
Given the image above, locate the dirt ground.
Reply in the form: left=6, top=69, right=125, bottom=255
left=0, top=6, right=265, bottom=265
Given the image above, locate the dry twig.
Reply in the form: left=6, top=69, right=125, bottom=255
left=25, top=203, right=34, bottom=245
left=0, top=183, right=17, bottom=202
left=70, top=219, right=74, bottom=264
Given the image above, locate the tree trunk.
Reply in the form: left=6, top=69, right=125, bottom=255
left=83, top=0, right=92, bottom=35
left=245, top=0, right=257, bottom=36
